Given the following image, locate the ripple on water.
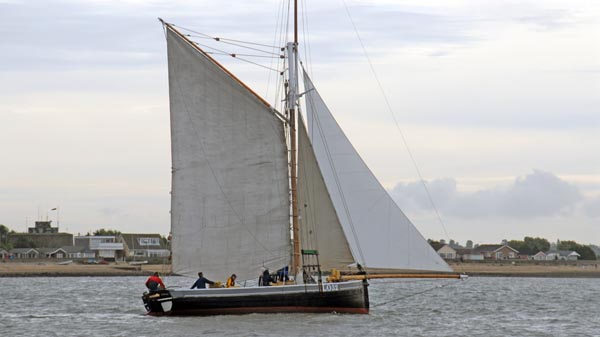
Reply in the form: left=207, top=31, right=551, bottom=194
left=2, top=276, right=600, bottom=336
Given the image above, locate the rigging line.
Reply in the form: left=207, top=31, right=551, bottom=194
left=266, top=0, right=288, bottom=107
left=193, top=41, right=281, bottom=72
left=371, top=278, right=465, bottom=308
left=204, top=51, right=281, bottom=59
left=304, top=77, right=367, bottom=267
left=187, top=34, right=282, bottom=56
left=341, top=0, right=451, bottom=241
left=175, top=25, right=280, bottom=49
left=215, top=37, right=280, bottom=49
left=300, top=0, right=313, bottom=79
left=170, top=56, right=282, bottom=260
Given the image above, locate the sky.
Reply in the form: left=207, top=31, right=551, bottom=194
left=0, top=0, right=598, bottom=246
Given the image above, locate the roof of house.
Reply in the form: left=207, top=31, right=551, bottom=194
left=120, top=233, right=168, bottom=250
left=430, top=243, right=446, bottom=252
left=546, top=250, right=580, bottom=257
left=455, top=248, right=475, bottom=255
left=9, top=248, right=39, bottom=254
left=473, top=244, right=519, bottom=254
left=37, top=247, right=68, bottom=254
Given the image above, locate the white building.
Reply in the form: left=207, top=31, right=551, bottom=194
left=74, top=235, right=124, bottom=261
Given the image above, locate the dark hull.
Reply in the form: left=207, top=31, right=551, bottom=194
left=142, top=280, right=369, bottom=316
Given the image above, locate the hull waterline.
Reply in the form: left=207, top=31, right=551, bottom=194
left=142, top=280, right=369, bottom=316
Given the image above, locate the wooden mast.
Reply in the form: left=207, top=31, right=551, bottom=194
left=289, top=0, right=301, bottom=277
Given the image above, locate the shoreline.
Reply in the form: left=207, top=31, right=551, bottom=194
left=448, top=261, right=600, bottom=278
left=2, top=261, right=600, bottom=278
left=0, top=262, right=172, bottom=278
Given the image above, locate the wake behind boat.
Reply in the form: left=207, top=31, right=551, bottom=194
left=143, top=1, right=454, bottom=316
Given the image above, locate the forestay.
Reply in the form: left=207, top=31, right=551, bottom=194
left=167, top=27, right=291, bottom=281
left=303, top=71, right=451, bottom=272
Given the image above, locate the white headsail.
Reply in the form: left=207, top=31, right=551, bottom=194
left=297, top=115, right=355, bottom=270
left=167, top=27, right=291, bottom=281
left=303, top=71, right=452, bottom=272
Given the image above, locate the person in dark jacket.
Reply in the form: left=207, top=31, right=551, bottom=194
left=191, top=272, right=215, bottom=289
left=145, top=272, right=165, bottom=291
left=261, top=268, right=272, bottom=286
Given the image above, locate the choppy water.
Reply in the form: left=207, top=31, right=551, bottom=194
left=1, top=276, right=598, bottom=336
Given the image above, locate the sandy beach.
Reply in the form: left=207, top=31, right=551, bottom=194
left=449, top=261, right=600, bottom=278
left=0, top=262, right=172, bottom=277
left=2, top=261, right=600, bottom=278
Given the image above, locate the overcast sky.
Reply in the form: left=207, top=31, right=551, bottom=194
left=0, top=0, right=598, bottom=245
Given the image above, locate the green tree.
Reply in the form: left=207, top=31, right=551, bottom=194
left=0, top=224, right=10, bottom=243
left=0, top=224, right=16, bottom=250
left=93, top=228, right=121, bottom=236
left=508, top=237, right=550, bottom=255
left=558, top=240, right=597, bottom=260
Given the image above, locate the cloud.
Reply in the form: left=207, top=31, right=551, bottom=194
left=583, top=197, right=600, bottom=218
left=390, top=170, right=583, bottom=219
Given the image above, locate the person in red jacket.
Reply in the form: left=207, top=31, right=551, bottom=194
left=145, top=272, right=165, bottom=291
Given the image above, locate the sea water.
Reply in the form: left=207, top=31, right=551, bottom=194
left=1, top=276, right=598, bottom=337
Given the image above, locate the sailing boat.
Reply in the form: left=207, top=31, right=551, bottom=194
left=143, top=5, right=453, bottom=316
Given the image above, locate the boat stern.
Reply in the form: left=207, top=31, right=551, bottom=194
left=142, top=290, right=173, bottom=315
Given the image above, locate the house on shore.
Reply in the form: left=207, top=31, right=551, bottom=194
left=473, top=244, right=519, bottom=260
left=61, top=246, right=96, bottom=259
left=9, top=248, right=40, bottom=259
left=455, top=248, right=484, bottom=261
left=74, top=235, right=125, bottom=261
left=430, top=243, right=457, bottom=260
left=545, top=250, right=580, bottom=261
left=120, top=233, right=170, bottom=260
left=532, top=251, right=547, bottom=261
left=37, top=247, right=69, bottom=259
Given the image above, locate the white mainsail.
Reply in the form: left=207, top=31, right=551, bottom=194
left=303, top=71, right=452, bottom=272
left=167, top=27, right=291, bottom=281
left=297, top=115, right=355, bottom=270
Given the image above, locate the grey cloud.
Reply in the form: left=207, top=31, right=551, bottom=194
left=583, top=197, right=600, bottom=218
left=390, top=170, right=583, bottom=219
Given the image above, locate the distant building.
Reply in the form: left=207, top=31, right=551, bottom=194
left=532, top=251, right=547, bottom=261
left=28, top=220, right=58, bottom=234
left=120, top=233, right=170, bottom=259
left=37, top=247, right=69, bottom=259
left=61, top=246, right=96, bottom=259
left=0, top=248, right=8, bottom=259
left=455, top=248, right=484, bottom=261
left=74, top=236, right=124, bottom=261
left=472, top=244, right=519, bottom=260
left=430, top=243, right=457, bottom=260
left=9, top=248, right=40, bottom=259
left=8, top=232, right=73, bottom=248
left=545, top=250, right=580, bottom=261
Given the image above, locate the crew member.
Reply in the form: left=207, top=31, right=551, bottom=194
left=191, top=272, right=215, bottom=289
left=145, top=272, right=165, bottom=291
left=226, top=274, right=237, bottom=288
